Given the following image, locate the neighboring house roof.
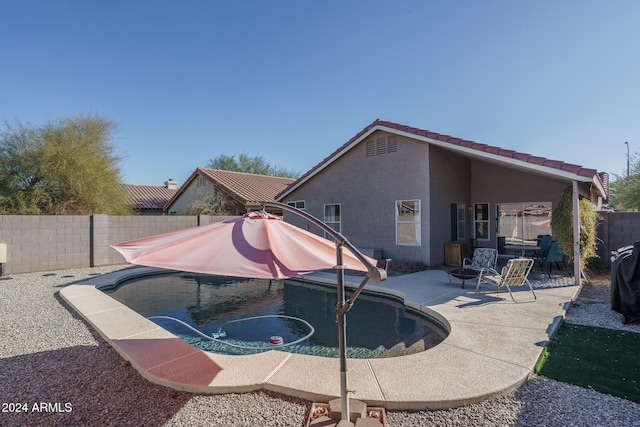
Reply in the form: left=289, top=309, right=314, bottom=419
left=122, top=184, right=178, bottom=211
left=598, top=172, right=610, bottom=199
left=277, top=118, right=607, bottom=200
left=166, top=167, right=295, bottom=210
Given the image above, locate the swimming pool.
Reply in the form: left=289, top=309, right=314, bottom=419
left=104, top=271, right=448, bottom=358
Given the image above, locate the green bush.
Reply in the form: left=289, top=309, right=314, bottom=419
left=551, top=187, right=601, bottom=267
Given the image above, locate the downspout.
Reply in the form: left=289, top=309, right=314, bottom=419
left=572, top=181, right=582, bottom=286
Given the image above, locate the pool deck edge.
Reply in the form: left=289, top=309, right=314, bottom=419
left=58, top=266, right=579, bottom=410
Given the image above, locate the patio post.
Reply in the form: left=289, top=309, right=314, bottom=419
left=572, top=181, right=582, bottom=286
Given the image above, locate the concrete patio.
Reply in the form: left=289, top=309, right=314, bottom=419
left=59, top=264, right=578, bottom=410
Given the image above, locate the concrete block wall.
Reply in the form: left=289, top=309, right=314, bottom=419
left=0, top=214, right=239, bottom=275
left=0, top=215, right=91, bottom=274
left=0, top=212, right=640, bottom=275
left=91, top=214, right=109, bottom=267
left=0, top=211, right=637, bottom=273
left=105, top=215, right=200, bottom=265
left=597, top=212, right=640, bottom=267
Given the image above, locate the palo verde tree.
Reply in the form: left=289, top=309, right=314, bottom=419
left=0, top=115, right=131, bottom=215
left=207, top=152, right=300, bottom=178
left=551, top=187, right=601, bottom=267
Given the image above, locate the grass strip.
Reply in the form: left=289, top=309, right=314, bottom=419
left=536, top=322, right=640, bottom=403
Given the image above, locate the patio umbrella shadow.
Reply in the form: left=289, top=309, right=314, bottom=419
left=454, top=293, right=504, bottom=308
left=51, top=266, right=142, bottom=288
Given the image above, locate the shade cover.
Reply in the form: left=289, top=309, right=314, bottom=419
left=111, top=211, right=376, bottom=280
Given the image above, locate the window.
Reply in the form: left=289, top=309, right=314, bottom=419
left=324, top=204, right=341, bottom=234
left=396, top=200, right=421, bottom=245
left=287, top=200, right=305, bottom=210
left=474, top=203, right=490, bottom=240
left=450, top=203, right=466, bottom=241
left=496, top=202, right=552, bottom=246
left=196, top=176, right=206, bottom=187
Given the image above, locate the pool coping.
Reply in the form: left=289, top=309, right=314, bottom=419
left=59, top=266, right=579, bottom=410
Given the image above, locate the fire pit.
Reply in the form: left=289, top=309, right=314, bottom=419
left=448, top=268, right=479, bottom=289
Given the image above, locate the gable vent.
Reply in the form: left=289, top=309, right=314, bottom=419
left=366, top=140, right=375, bottom=157
left=388, top=135, right=398, bottom=153
left=376, top=137, right=387, bottom=155
left=366, top=135, right=398, bottom=157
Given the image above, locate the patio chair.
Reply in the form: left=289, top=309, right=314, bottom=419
left=462, top=248, right=498, bottom=272
left=533, top=240, right=572, bottom=276
left=534, top=234, right=553, bottom=258
left=475, top=258, right=536, bottom=303
left=448, top=248, right=499, bottom=288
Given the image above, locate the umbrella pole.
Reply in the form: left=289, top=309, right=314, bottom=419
left=336, top=244, right=350, bottom=423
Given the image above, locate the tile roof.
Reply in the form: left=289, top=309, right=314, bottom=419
left=379, top=119, right=599, bottom=177
left=173, top=168, right=295, bottom=207
left=121, top=184, right=178, bottom=211
left=277, top=118, right=602, bottom=200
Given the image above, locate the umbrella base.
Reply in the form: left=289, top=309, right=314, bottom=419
left=306, top=400, right=386, bottom=426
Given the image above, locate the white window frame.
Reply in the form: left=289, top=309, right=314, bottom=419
left=474, top=202, right=490, bottom=241
left=395, top=199, right=421, bottom=246
left=324, top=204, right=341, bottom=236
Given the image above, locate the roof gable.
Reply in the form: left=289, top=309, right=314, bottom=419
left=166, top=168, right=296, bottom=210
left=277, top=119, right=605, bottom=200
left=197, top=168, right=295, bottom=204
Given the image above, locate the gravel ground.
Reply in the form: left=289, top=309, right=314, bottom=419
left=1, top=266, right=639, bottom=427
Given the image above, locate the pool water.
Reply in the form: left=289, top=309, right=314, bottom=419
left=104, top=272, right=448, bottom=358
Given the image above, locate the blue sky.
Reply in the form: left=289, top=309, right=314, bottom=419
left=2, top=1, right=639, bottom=185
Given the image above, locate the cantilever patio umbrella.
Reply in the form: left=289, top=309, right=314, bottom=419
left=112, top=202, right=387, bottom=424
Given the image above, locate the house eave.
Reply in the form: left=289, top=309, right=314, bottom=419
left=383, top=125, right=597, bottom=184
left=277, top=123, right=604, bottom=201
left=277, top=126, right=379, bottom=201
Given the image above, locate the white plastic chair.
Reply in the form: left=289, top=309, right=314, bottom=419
left=475, top=258, right=536, bottom=303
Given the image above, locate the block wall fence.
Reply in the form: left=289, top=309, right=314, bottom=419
left=0, top=211, right=637, bottom=275
left=0, top=214, right=237, bottom=275
left=597, top=212, right=640, bottom=268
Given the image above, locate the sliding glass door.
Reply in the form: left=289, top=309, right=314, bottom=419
left=496, top=202, right=552, bottom=247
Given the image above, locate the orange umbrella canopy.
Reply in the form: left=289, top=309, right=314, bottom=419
left=112, top=211, right=376, bottom=280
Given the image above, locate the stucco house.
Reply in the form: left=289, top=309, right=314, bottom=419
left=276, top=119, right=608, bottom=268
left=165, top=167, right=295, bottom=215
left=122, top=179, right=179, bottom=215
